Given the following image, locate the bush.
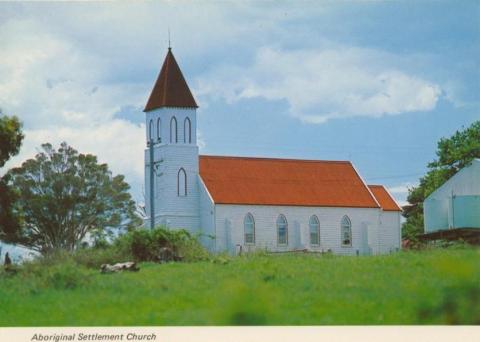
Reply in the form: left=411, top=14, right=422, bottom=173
left=2, top=226, right=210, bottom=276
left=116, top=226, right=210, bottom=262
left=176, top=234, right=211, bottom=262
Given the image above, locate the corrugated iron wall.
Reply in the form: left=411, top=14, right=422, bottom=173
left=424, top=195, right=480, bottom=232
left=453, top=195, right=480, bottom=228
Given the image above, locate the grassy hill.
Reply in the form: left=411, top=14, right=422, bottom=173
left=0, top=248, right=479, bottom=326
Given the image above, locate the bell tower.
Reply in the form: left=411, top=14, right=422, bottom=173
left=143, top=48, right=200, bottom=233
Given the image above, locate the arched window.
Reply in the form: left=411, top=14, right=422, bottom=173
left=157, top=118, right=161, bottom=142
left=309, top=215, right=320, bottom=245
left=177, top=168, right=187, bottom=197
left=170, top=116, right=177, bottom=143
left=148, top=119, right=154, bottom=142
left=277, top=214, right=288, bottom=245
left=184, top=117, right=191, bottom=144
left=244, top=213, right=255, bottom=244
left=341, top=215, right=352, bottom=246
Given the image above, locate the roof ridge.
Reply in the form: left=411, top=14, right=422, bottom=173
left=350, top=161, right=381, bottom=209
left=161, top=49, right=170, bottom=104
left=199, top=154, right=351, bottom=164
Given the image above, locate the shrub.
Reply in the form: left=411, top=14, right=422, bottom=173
left=176, top=234, right=211, bottom=262
left=117, top=226, right=210, bottom=262
left=2, top=226, right=210, bottom=278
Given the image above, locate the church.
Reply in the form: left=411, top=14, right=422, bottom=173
left=143, top=48, right=402, bottom=255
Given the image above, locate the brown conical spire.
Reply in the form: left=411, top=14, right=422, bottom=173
left=144, top=48, right=198, bottom=111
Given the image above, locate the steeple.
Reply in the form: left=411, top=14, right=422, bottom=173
left=144, top=48, right=198, bottom=111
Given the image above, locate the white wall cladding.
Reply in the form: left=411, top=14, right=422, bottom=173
left=142, top=105, right=402, bottom=256
left=378, top=211, right=401, bottom=254
left=198, top=176, right=216, bottom=251
left=144, top=107, right=200, bottom=234
left=145, top=107, right=197, bottom=145
left=213, top=204, right=391, bottom=255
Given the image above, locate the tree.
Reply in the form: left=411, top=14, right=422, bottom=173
left=0, top=111, right=24, bottom=243
left=402, top=121, right=480, bottom=241
left=0, top=142, right=141, bottom=254
left=0, top=111, right=24, bottom=168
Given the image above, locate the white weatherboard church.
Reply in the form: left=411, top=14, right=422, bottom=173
left=143, top=48, right=402, bottom=255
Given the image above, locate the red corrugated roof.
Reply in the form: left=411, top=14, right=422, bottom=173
left=144, top=48, right=198, bottom=111
left=368, top=185, right=402, bottom=211
left=199, top=155, right=380, bottom=208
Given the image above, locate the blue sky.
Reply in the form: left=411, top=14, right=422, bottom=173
left=1, top=1, right=479, bottom=209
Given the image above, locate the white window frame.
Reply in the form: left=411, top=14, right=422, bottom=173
left=309, top=215, right=320, bottom=246
left=341, top=215, right=352, bottom=247
left=170, top=116, right=178, bottom=143
left=184, top=117, right=191, bottom=144
left=277, top=214, right=288, bottom=246
left=244, top=213, right=255, bottom=245
left=177, top=168, right=187, bottom=197
left=157, top=118, right=162, bottom=143
left=148, top=119, right=154, bottom=142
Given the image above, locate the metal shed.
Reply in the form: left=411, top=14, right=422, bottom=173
left=423, top=159, right=480, bottom=234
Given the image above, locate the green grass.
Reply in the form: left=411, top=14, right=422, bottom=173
left=0, top=248, right=479, bottom=326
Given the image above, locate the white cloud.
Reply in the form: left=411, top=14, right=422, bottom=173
left=1, top=4, right=265, bottom=201
left=2, top=121, right=145, bottom=190
left=0, top=3, right=451, bottom=202
left=196, top=46, right=442, bottom=123
left=387, top=182, right=418, bottom=209
left=388, top=182, right=417, bottom=195
left=369, top=184, right=409, bottom=209
left=0, top=18, right=147, bottom=127
left=0, top=3, right=300, bottom=182
left=197, top=130, right=207, bottom=151
left=0, top=17, right=147, bottom=198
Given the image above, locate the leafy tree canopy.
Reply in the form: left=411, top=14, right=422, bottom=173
left=403, top=121, right=480, bottom=241
left=0, top=111, right=24, bottom=168
left=0, top=142, right=141, bottom=254
left=0, top=111, right=24, bottom=243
